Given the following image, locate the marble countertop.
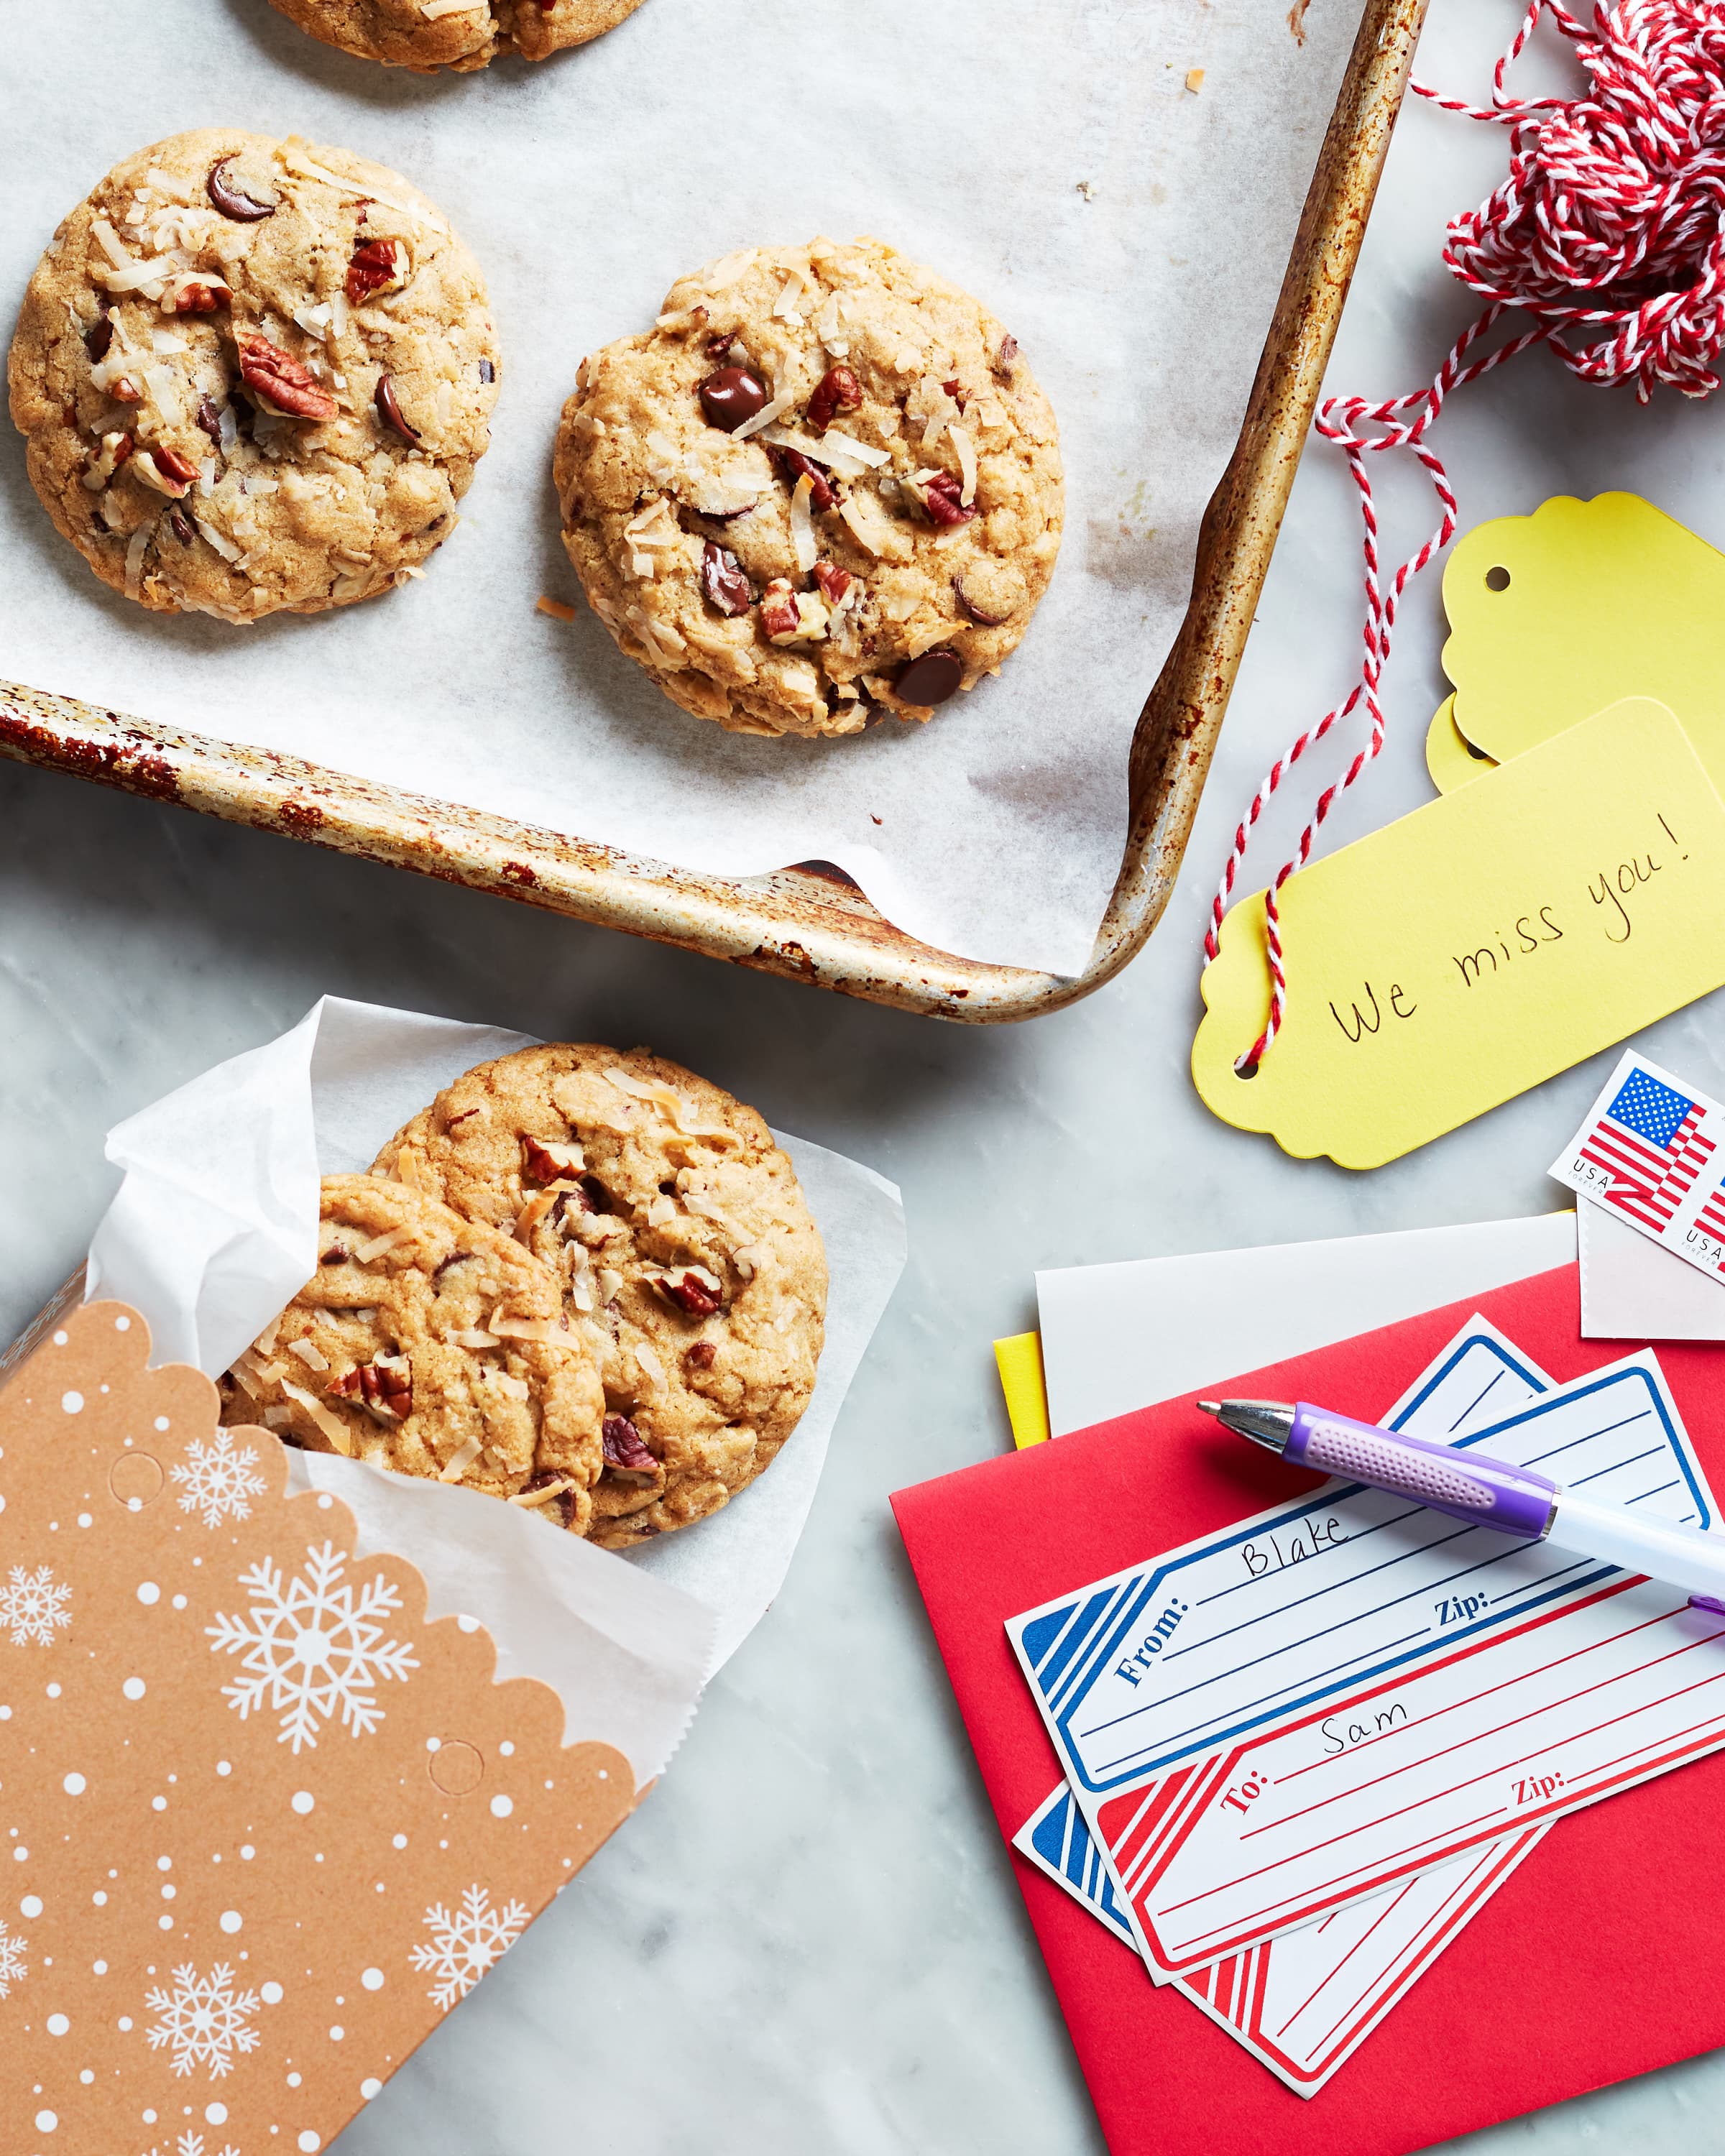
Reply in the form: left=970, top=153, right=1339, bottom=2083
left=11, top=4, right=1725, bottom=2148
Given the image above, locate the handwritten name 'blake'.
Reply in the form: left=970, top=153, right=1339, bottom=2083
left=1326, top=811, right=1689, bottom=1046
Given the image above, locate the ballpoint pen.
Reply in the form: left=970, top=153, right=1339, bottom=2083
left=1196, top=1396, right=1725, bottom=1611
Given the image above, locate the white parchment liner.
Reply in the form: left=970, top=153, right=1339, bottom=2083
left=83, top=996, right=906, bottom=1779
left=0, top=0, right=1356, bottom=974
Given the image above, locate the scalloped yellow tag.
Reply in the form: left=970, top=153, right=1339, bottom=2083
left=1444, top=492, right=1725, bottom=782
left=1192, top=697, right=1725, bottom=1167
left=1426, top=694, right=1499, bottom=793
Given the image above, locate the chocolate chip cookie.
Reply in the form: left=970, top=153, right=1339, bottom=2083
left=219, top=1174, right=607, bottom=1534
left=371, top=1044, right=827, bottom=1549
left=552, top=236, right=1064, bottom=739
left=7, top=129, right=499, bottom=621
left=262, top=0, right=648, bottom=70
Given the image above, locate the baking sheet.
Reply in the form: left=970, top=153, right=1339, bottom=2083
left=0, top=0, right=1355, bottom=975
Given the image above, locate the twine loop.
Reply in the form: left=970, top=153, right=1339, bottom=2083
left=1206, top=0, right=1725, bottom=1074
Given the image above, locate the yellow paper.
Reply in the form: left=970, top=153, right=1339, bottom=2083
left=993, top=1331, right=1052, bottom=1448
left=1192, top=697, right=1725, bottom=1167
left=1444, top=493, right=1725, bottom=788
left=1425, top=695, right=1499, bottom=793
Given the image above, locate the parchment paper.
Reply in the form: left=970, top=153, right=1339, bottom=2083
left=0, top=0, right=1356, bottom=975
left=83, top=998, right=907, bottom=1737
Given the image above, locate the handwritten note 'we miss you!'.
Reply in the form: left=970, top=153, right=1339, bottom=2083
left=1192, top=698, right=1725, bottom=1168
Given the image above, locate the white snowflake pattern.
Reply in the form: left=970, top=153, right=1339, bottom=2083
left=410, top=1884, right=532, bottom=2011
left=171, top=1428, right=268, bottom=1530
left=206, top=1539, right=417, bottom=1754
left=144, top=1961, right=261, bottom=2080
left=142, top=2134, right=241, bottom=2156
left=0, top=1924, right=28, bottom=1998
left=0, top=1562, right=71, bottom=1646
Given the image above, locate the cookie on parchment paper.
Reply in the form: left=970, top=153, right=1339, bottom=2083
left=552, top=236, right=1063, bottom=740
left=261, top=0, right=648, bottom=70
left=219, top=1174, right=608, bottom=1535
left=371, top=1044, right=828, bottom=1549
left=7, top=129, right=498, bottom=622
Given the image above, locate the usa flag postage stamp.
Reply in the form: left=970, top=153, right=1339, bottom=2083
left=1013, top=1782, right=1546, bottom=2097
left=1551, top=1049, right=1725, bottom=1284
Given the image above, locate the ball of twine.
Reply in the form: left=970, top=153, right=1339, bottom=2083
left=1206, top=0, right=1725, bottom=1073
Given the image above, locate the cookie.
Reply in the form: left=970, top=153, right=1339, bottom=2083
left=219, top=1174, right=607, bottom=1535
left=552, top=236, right=1063, bottom=740
left=7, top=129, right=499, bottom=621
left=261, top=0, right=648, bottom=70
left=371, top=1044, right=828, bottom=1549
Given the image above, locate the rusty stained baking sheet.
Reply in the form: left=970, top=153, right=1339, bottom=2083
left=0, top=0, right=1426, bottom=1018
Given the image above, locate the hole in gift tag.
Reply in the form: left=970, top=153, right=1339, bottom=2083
left=108, top=1452, right=164, bottom=1510
left=1484, top=564, right=1511, bottom=591
left=427, top=1741, right=484, bottom=1797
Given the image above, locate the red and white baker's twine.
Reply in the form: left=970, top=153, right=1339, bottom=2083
left=1205, top=0, right=1725, bottom=1073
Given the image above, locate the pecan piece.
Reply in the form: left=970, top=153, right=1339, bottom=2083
left=172, top=282, right=226, bottom=315
left=814, top=560, right=854, bottom=606
left=345, top=237, right=409, bottom=307
left=653, top=1266, right=723, bottom=1317
left=110, top=375, right=142, bottom=405
left=758, top=579, right=802, bottom=640
left=601, top=1414, right=658, bottom=1474
left=374, top=372, right=420, bottom=445
left=132, top=445, right=198, bottom=500
left=700, top=540, right=753, bottom=618
left=992, top=333, right=1019, bottom=379
left=911, top=471, right=975, bottom=528
left=327, top=1354, right=413, bottom=1422
left=685, top=1340, right=718, bottom=1371
left=235, top=331, right=338, bottom=421
left=806, top=364, right=863, bottom=430
left=522, top=1135, right=585, bottom=1183
left=770, top=444, right=834, bottom=512
left=206, top=155, right=278, bottom=224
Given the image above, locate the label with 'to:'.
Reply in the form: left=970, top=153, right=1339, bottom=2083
left=1191, top=698, right=1725, bottom=1169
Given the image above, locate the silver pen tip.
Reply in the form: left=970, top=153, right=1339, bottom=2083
left=1196, top=1400, right=1222, bottom=1417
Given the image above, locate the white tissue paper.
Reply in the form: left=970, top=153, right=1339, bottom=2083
left=0, top=0, right=1358, bottom=975
left=83, top=996, right=906, bottom=1777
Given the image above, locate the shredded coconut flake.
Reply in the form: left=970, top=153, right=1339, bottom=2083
left=789, top=474, right=817, bottom=573
left=509, top=1478, right=571, bottom=1507
left=280, top=1378, right=353, bottom=1455
left=280, top=142, right=446, bottom=231
left=633, top=1340, right=668, bottom=1390
left=354, top=1225, right=413, bottom=1263
left=123, top=524, right=152, bottom=601
left=488, top=1308, right=569, bottom=1343
left=451, top=1328, right=502, bottom=1349
left=438, top=1431, right=485, bottom=1482
left=536, top=594, right=576, bottom=622
left=194, top=517, right=242, bottom=563
left=950, top=423, right=978, bottom=506
left=701, top=248, right=759, bottom=291
left=731, top=387, right=793, bottom=442
left=287, top=1337, right=329, bottom=1373
left=772, top=267, right=808, bottom=323
left=420, top=0, right=481, bottom=14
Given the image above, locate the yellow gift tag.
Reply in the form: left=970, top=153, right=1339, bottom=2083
left=1444, top=493, right=1725, bottom=785
left=1425, top=694, right=1499, bottom=793
left=1192, top=697, right=1725, bottom=1167
left=993, top=1332, right=1052, bottom=1449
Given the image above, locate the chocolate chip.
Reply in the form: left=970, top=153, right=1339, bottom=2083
left=196, top=397, right=224, bottom=447
left=952, top=575, right=1011, bottom=627
left=479, top=357, right=494, bottom=384
left=770, top=445, right=834, bottom=512
left=84, top=300, right=114, bottom=363
left=700, top=540, right=753, bottom=618
left=580, top=1175, right=614, bottom=1215
left=894, top=648, right=964, bottom=706
left=320, top=1244, right=349, bottom=1265
left=521, top=1470, right=575, bottom=1528
left=374, top=373, right=420, bottom=445
left=699, top=366, right=768, bottom=433
left=206, top=154, right=277, bottom=224
left=167, top=507, right=195, bottom=544
left=433, top=1251, right=474, bottom=1280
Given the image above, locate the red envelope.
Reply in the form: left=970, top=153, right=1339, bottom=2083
left=891, top=1262, right=1725, bottom=2156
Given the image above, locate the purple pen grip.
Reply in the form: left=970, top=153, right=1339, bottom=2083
left=1287, top=1404, right=1558, bottom=1539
